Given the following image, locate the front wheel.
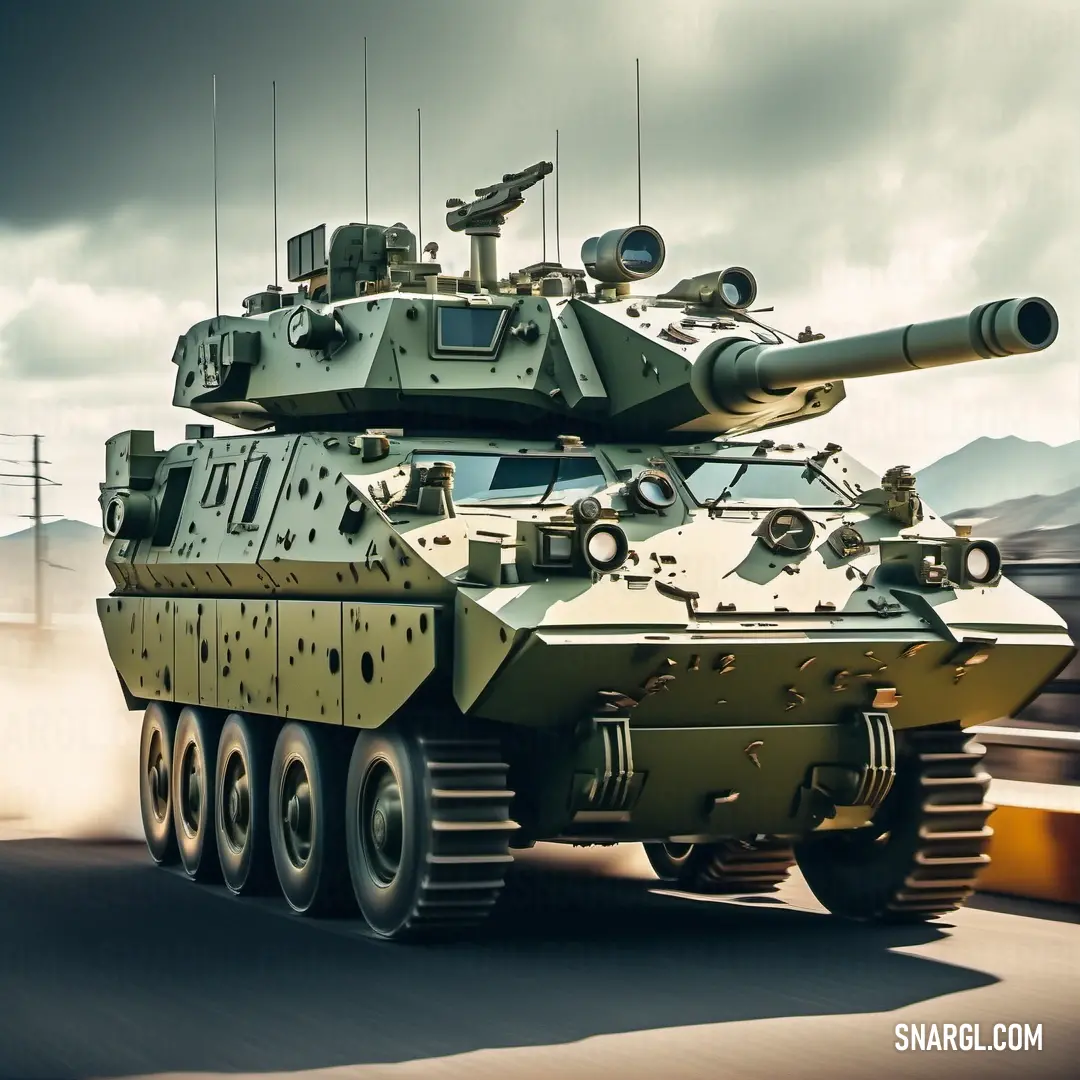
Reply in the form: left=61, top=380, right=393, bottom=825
left=793, top=723, right=994, bottom=922
left=345, top=728, right=517, bottom=940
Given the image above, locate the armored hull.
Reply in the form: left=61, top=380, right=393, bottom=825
left=97, top=162, right=1073, bottom=938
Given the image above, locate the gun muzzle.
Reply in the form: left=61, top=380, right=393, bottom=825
left=711, top=297, right=1058, bottom=408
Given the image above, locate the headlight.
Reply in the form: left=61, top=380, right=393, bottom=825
left=103, top=491, right=157, bottom=540
left=583, top=523, right=629, bottom=573
left=963, top=540, right=1001, bottom=585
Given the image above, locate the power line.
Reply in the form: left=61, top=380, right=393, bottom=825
left=0, top=433, right=62, bottom=629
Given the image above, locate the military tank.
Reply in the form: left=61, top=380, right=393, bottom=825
left=97, top=159, right=1074, bottom=939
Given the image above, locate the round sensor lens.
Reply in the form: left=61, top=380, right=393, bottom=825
left=630, top=471, right=677, bottom=512
left=966, top=546, right=991, bottom=582
left=718, top=268, right=756, bottom=309
left=587, top=530, right=620, bottom=565
left=105, top=498, right=123, bottom=536
left=618, top=229, right=662, bottom=275
left=638, top=479, right=667, bottom=504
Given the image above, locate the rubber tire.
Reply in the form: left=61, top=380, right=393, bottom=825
left=268, top=722, right=352, bottom=915
left=171, top=706, right=222, bottom=882
left=643, top=842, right=705, bottom=883
left=139, top=703, right=179, bottom=865
left=215, top=713, right=277, bottom=895
left=792, top=729, right=978, bottom=922
left=345, top=728, right=426, bottom=938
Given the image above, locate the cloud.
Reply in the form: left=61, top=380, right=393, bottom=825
left=0, top=0, right=1077, bottom=534
left=0, top=280, right=203, bottom=380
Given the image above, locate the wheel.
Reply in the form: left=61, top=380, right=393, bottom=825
left=268, top=721, right=352, bottom=915
left=139, top=703, right=179, bottom=865
left=793, top=723, right=994, bottom=922
left=215, top=713, right=277, bottom=895
left=643, top=842, right=699, bottom=881
left=171, top=706, right=222, bottom=881
left=345, top=728, right=517, bottom=940
left=644, top=838, right=795, bottom=893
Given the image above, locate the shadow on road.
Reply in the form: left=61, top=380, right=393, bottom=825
left=966, top=890, right=1080, bottom=924
left=0, top=836, right=1001, bottom=1080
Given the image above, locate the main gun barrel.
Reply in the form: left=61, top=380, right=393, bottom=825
left=711, top=297, right=1058, bottom=408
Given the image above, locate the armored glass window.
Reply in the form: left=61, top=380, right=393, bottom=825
left=231, top=455, right=271, bottom=524
left=435, top=306, right=508, bottom=354
left=414, top=452, right=606, bottom=507
left=200, top=462, right=235, bottom=508
left=151, top=466, right=192, bottom=547
left=673, top=457, right=849, bottom=507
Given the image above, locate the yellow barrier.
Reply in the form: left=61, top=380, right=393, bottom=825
left=978, top=779, right=1080, bottom=906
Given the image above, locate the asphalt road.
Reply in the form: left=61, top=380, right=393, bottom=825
left=1, top=823, right=1078, bottom=1080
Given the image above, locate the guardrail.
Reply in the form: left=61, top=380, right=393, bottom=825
left=968, top=723, right=1080, bottom=906
left=971, top=724, right=1080, bottom=786
left=1003, top=560, right=1080, bottom=729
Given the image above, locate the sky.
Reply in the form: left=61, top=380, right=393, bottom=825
left=0, top=0, right=1077, bottom=535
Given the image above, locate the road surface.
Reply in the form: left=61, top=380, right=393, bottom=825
left=1, top=822, right=1077, bottom=1080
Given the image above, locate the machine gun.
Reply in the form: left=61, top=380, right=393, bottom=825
left=444, top=160, right=553, bottom=287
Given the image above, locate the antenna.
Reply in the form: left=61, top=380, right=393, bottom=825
left=542, top=171, right=546, bottom=265
left=417, top=107, right=422, bottom=258
left=272, top=79, right=278, bottom=288
left=555, top=128, right=561, bottom=264
left=364, top=36, right=370, bottom=222
left=212, top=74, right=220, bottom=316
left=635, top=58, right=642, bottom=224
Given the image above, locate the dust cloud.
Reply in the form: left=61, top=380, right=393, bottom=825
left=0, top=623, right=142, bottom=841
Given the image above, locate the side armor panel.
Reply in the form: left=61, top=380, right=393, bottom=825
left=97, top=596, right=437, bottom=728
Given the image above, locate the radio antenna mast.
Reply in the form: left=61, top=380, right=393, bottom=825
left=635, top=58, right=642, bottom=224
left=272, top=79, right=279, bottom=288
left=213, top=74, right=220, bottom=316
left=364, top=36, right=370, bottom=221
left=542, top=170, right=547, bottom=265
left=555, top=128, right=561, bottom=264
left=417, top=107, right=422, bottom=257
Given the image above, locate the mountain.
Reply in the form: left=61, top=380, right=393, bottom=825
left=917, top=436, right=1080, bottom=516
left=996, top=523, right=1080, bottom=562
left=0, top=518, right=112, bottom=617
left=0, top=518, right=102, bottom=544
left=946, top=485, right=1080, bottom=535
left=941, top=484, right=1080, bottom=561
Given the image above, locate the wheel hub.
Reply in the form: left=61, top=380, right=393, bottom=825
left=280, top=759, right=313, bottom=869
left=360, top=762, right=404, bottom=886
left=221, top=750, right=250, bottom=854
left=287, top=791, right=310, bottom=833
left=372, top=807, right=387, bottom=849
left=229, top=784, right=248, bottom=828
left=178, top=742, right=202, bottom=836
left=146, top=732, right=169, bottom=822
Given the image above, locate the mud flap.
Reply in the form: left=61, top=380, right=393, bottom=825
left=795, top=710, right=897, bottom=830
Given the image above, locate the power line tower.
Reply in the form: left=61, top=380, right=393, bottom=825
left=0, top=433, right=63, bottom=629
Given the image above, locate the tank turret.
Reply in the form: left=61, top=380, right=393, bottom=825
left=169, top=159, right=1058, bottom=440
left=98, top=157, right=1074, bottom=943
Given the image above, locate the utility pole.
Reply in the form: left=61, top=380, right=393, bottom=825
left=32, top=435, right=43, bottom=629
left=0, top=432, right=62, bottom=630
